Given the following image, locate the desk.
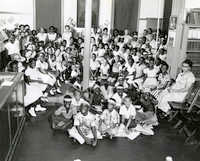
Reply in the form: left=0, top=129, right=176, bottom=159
left=0, top=72, right=25, bottom=161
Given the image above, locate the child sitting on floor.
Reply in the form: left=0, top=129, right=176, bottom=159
left=135, top=92, right=158, bottom=127
left=99, top=98, right=120, bottom=139
left=68, top=103, right=102, bottom=146
left=71, top=87, right=86, bottom=115
left=119, top=96, right=137, bottom=134
left=50, top=95, right=73, bottom=132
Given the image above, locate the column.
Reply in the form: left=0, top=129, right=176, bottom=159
left=82, top=0, right=92, bottom=90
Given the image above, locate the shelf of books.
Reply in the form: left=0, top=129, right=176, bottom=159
left=185, top=8, right=200, bottom=79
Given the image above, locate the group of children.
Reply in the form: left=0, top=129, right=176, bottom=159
left=2, top=23, right=196, bottom=146
left=51, top=86, right=157, bottom=146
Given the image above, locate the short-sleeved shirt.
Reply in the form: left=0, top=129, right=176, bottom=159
left=74, top=112, right=96, bottom=127
left=47, top=33, right=57, bottom=41
left=111, top=93, right=127, bottom=107
left=125, top=63, right=136, bottom=75
left=5, top=40, right=20, bottom=55
left=143, top=68, right=158, bottom=78
left=119, top=104, right=136, bottom=119
left=36, top=60, right=48, bottom=70
left=37, top=33, right=47, bottom=42
left=172, top=71, right=195, bottom=91
left=90, top=59, right=100, bottom=71
left=135, top=63, right=146, bottom=78
left=101, top=109, right=120, bottom=125
left=54, top=106, right=73, bottom=119
left=157, top=73, right=170, bottom=87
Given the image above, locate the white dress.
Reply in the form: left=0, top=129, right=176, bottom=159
left=36, top=60, right=56, bottom=86
left=24, top=67, right=47, bottom=106
left=143, top=67, right=158, bottom=90
left=158, top=71, right=195, bottom=113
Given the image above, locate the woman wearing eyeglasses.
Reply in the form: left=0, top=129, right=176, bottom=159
left=157, top=59, right=195, bottom=115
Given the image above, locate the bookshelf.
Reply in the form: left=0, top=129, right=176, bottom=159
left=179, top=9, right=200, bottom=79
left=184, top=25, right=200, bottom=79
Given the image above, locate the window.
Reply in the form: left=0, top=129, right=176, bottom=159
left=0, top=0, right=35, bottom=30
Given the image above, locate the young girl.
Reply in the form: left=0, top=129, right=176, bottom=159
left=36, top=53, right=60, bottom=95
left=151, top=63, right=170, bottom=98
left=71, top=88, right=86, bottom=115
left=36, top=27, right=47, bottom=44
left=62, top=25, right=73, bottom=45
left=98, top=42, right=105, bottom=58
left=100, top=58, right=110, bottom=76
left=99, top=98, right=120, bottom=138
left=68, top=103, right=101, bottom=146
left=90, top=53, right=100, bottom=80
left=102, top=27, right=110, bottom=44
left=131, top=56, right=146, bottom=89
left=124, top=57, right=136, bottom=84
left=47, top=26, right=57, bottom=42
left=142, top=57, right=158, bottom=91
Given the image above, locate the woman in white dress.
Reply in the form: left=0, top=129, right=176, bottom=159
left=25, top=58, right=48, bottom=117
left=158, top=59, right=196, bottom=114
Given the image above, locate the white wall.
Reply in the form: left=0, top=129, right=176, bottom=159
left=139, top=0, right=165, bottom=18
left=0, top=0, right=34, bottom=29
left=138, top=0, right=165, bottom=35
left=99, top=0, right=113, bottom=31
left=185, top=0, right=200, bottom=9
left=62, top=0, right=77, bottom=32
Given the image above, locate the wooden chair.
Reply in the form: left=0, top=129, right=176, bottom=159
left=168, top=81, right=200, bottom=144
left=168, top=81, right=200, bottom=124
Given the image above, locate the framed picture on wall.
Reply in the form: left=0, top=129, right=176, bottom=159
left=169, top=16, right=177, bottom=30
left=77, top=0, right=99, bottom=28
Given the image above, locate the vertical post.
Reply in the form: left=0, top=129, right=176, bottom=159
left=83, top=0, right=92, bottom=90
left=156, top=0, right=161, bottom=46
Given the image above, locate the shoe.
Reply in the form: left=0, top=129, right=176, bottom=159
left=35, top=104, right=47, bottom=112
left=56, top=88, right=62, bottom=94
left=28, top=107, right=37, bottom=117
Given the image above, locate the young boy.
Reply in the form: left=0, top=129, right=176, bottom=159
left=99, top=98, right=120, bottom=138
left=68, top=103, right=102, bottom=146
left=119, top=96, right=136, bottom=133
left=50, top=95, right=73, bottom=131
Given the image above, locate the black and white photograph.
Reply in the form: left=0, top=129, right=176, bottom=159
left=0, top=0, right=200, bottom=161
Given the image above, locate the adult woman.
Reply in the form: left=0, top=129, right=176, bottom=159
left=158, top=59, right=195, bottom=114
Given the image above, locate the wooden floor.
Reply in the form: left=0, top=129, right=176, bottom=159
left=12, top=84, right=200, bottom=161
left=13, top=116, right=200, bottom=161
